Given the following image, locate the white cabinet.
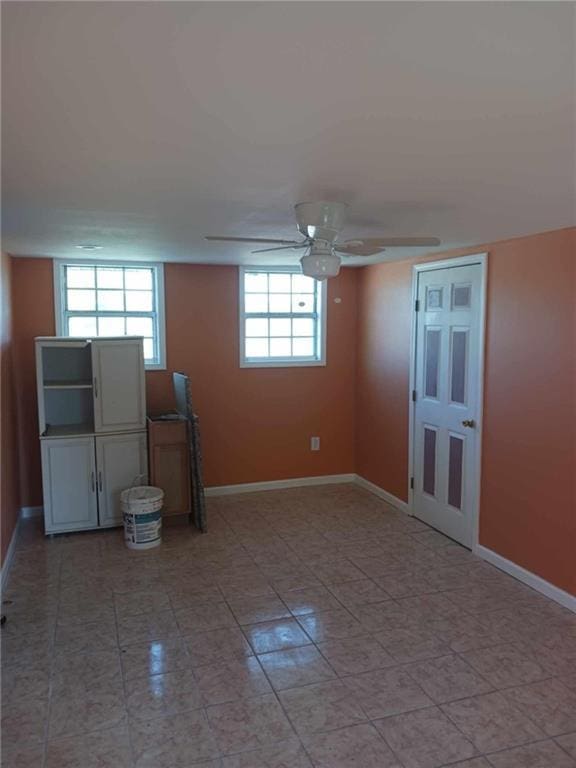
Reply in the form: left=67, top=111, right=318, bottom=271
left=96, top=432, right=147, bottom=527
left=36, top=336, right=148, bottom=534
left=92, top=339, right=146, bottom=433
left=41, top=437, right=98, bottom=533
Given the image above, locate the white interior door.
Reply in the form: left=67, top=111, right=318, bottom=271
left=412, top=262, right=484, bottom=547
left=41, top=437, right=98, bottom=533
left=92, top=339, right=146, bottom=433
left=96, top=432, right=148, bottom=527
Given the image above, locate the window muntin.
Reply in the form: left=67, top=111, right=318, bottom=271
left=240, top=267, right=326, bottom=367
left=55, top=262, right=165, bottom=369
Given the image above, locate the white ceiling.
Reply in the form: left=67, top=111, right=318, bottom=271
left=2, top=2, right=574, bottom=267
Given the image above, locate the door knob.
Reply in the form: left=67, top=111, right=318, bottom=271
left=462, top=419, right=475, bottom=428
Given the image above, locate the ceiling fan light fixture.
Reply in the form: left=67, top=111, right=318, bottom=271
left=300, top=250, right=341, bottom=281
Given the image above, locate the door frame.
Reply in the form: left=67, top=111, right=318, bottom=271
left=407, top=253, right=488, bottom=551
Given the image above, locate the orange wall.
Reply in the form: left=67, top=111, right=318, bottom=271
left=11, top=258, right=357, bottom=505
left=1, top=252, right=20, bottom=565
left=356, top=227, right=576, bottom=595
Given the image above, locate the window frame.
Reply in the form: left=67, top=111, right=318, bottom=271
left=238, top=265, right=327, bottom=368
left=53, top=259, right=167, bottom=370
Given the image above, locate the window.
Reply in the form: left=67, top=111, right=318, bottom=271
left=54, top=261, right=166, bottom=369
left=239, top=267, right=326, bottom=367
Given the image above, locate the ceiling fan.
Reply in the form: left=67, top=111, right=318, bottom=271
left=205, top=202, right=441, bottom=280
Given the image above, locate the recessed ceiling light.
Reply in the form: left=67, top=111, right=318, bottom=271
left=75, top=244, right=103, bottom=250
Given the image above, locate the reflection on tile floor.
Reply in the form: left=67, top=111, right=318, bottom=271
left=1, top=484, right=575, bottom=767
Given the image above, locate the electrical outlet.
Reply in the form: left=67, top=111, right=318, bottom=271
left=310, top=436, right=320, bottom=451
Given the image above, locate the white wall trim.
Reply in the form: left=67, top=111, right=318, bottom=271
left=205, top=474, right=356, bottom=497
left=475, top=544, right=576, bottom=613
left=0, top=518, right=20, bottom=591
left=353, top=475, right=410, bottom=515
left=20, top=506, right=43, bottom=518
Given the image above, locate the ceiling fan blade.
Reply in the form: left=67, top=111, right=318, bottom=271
left=205, top=236, right=302, bottom=246
left=251, top=244, right=309, bottom=254
left=336, top=236, right=441, bottom=257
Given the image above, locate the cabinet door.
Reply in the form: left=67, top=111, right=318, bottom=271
left=96, top=432, right=148, bottom=527
left=41, top=437, right=98, bottom=533
left=92, top=339, right=146, bottom=433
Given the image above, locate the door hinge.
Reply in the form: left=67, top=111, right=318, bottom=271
left=415, top=299, right=420, bottom=312
left=412, top=389, right=417, bottom=402
left=410, top=476, right=414, bottom=490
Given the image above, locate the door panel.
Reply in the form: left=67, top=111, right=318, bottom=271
left=96, top=432, right=148, bottom=527
left=41, top=437, right=98, bottom=533
left=413, top=263, right=483, bottom=547
left=92, top=339, right=146, bottom=433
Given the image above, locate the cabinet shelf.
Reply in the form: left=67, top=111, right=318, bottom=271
left=43, top=380, right=93, bottom=390
left=42, top=423, right=95, bottom=438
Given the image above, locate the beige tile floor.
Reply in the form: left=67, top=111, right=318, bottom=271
left=2, top=484, right=575, bottom=768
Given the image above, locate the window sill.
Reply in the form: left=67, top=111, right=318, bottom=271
left=240, top=359, right=326, bottom=369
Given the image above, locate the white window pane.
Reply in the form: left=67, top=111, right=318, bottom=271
left=68, top=316, right=97, bottom=336
left=97, top=290, right=124, bottom=311
left=245, top=338, right=269, bottom=358
left=96, top=268, right=123, bottom=289
left=143, top=338, right=154, bottom=360
left=269, top=294, right=291, bottom=313
left=246, top=318, right=268, bottom=337
left=126, top=317, right=154, bottom=337
left=292, top=274, right=315, bottom=293
left=292, top=337, right=314, bottom=357
left=98, top=317, right=126, bottom=336
left=270, top=338, right=291, bottom=357
left=270, top=318, right=291, bottom=337
left=66, top=267, right=95, bottom=288
left=125, top=291, right=153, bottom=311
left=67, top=289, right=96, bottom=311
left=292, top=294, right=314, bottom=313
left=245, top=272, right=268, bottom=293
left=125, top=269, right=153, bottom=290
left=292, top=318, right=314, bottom=337
left=245, top=294, right=268, bottom=313
left=269, top=274, right=291, bottom=293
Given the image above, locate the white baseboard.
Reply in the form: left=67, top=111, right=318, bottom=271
left=354, top=475, right=411, bottom=515
left=205, top=474, right=356, bottom=497
left=1, top=518, right=20, bottom=591
left=475, top=544, right=576, bottom=613
left=20, top=506, right=43, bottom=518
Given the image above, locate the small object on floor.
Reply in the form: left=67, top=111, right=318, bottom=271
left=121, top=485, right=164, bottom=550
left=0, top=615, right=6, bottom=626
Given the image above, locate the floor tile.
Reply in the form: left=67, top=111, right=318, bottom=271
left=117, top=609, right=180, bottom=645
left=175, top=601, right=237, bottom=633
left=1, top=660, right=51, bottom=701
left=344, top=666, right=433, bottom=719
left=54, top=619, right=118, bottom=655
left=0, top=744, right=46, bottom=768
left=194, top=656, right=272, bottom=704
left=1, top=695, right=48, bottom=748
left=374, top=706, right=477, bottom=768
left=228, top=595, right=291, bottom=625
left=120, top=637, right=192, bottom=680
left=351, top=600, right=414, bottom=631
left=282, top=586, right=343, bottom=616
left=328, top=579, right=390, bottom=608
left=406, top=654, right=494, bottom=703
left=185, top=627, right=254, bottom=667
left=114, top=589, right=171, bottom=618
left=317, top=634, right=395, bottom=675
left=130, top=708, right=219, bottom=767
left=486, top=739, right=576, bottom=767
left=296, top=608, right=364, bottom=642
left=311, top=559, right=367, bottom=585
left=442, top=692, right=545, bottom=752
left=303, top=722, right=402, bottom=767
left=243, top=618, right=312, bottom=654
left=125, top=668, right=203, bottom=719
left=279, top=679, right=366, bottom=735
left=376, top=627, right=452, bottom=663
left=258, top=645, right=335, bottom=690
left=556, top=732, right=576, bottom=760
left=462, top=643, right=551, bottom=688
left=220, top=737, right=312, bottom=767
left=206, top=693, right=293, bottom=754
left=502, top=678, right=576, bottom=736
left=45, top=724, right=133, bottom=768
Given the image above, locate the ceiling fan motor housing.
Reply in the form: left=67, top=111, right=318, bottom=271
left=295, top=201, right=348, bottom=243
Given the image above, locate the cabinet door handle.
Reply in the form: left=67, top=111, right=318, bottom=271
left=98, top=471, right=103, bottom=492
left=91, top=471, right=95, bottom=492
left=93, top=377, right=98, bottom=397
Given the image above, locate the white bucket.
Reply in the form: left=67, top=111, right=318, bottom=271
left=120, top=486, right=164, bottom=550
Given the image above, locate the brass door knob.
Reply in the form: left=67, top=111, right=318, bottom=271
left=462, top=419, right=475, bottom=428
